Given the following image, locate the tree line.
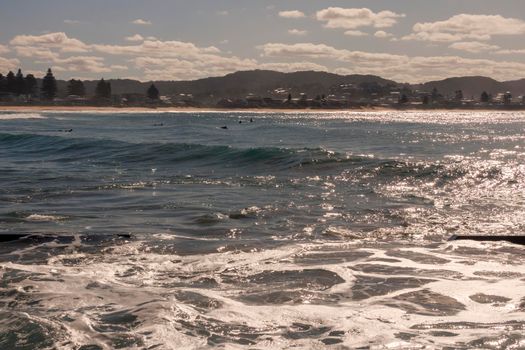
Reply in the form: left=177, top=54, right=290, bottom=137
left=0, top=68, right=161, bottom=101
left=0, top=69, right=38, bottom=97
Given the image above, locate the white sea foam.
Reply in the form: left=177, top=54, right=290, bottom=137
left=1, top=238, right=523, bottom=349
left=0, top=113, right=46, bottom=120
left=26, top=214, right=65, bottom=222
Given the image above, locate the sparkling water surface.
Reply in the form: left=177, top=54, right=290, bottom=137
left=0, top=110, right=524, bottom=349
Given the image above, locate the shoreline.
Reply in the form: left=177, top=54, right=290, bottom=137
left=0, top=105, right=521, bottom=113
left=0, top=105, right=394, bottom=113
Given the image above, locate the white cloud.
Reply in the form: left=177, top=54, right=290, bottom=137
left=344, top=30, right=368, bottom=37
left=91, top=40, right=221, bottom=58
left=0, top=57, right=20, bottom=72
left=8, top=31, right=260, bottom=80
left=138, top=55, right=258, bottom=81
left=259, top=43, right=403, bottom=65
left=259, top=42, right=346, bottom=59
left=449, top=41, right=500, bottom=53
left=279, top=10, right=305, bottom=19
left=374, top=30, right=394, bottom=39
left=132, top=19, right=152, bottom=25
left=34, top=56, right=112, bottom=73
left=15, top=46, right=59, bottom=60
left=0, top=45, right=9, bottom=54
left=132, top=57, right=193, bottom=70
left=125, top=34, right=144, bottom=42
left=288, top=29, right=307, bottom=36
left=136, top=56, right=327, bottom=81
left=110, top=65, right=128, bottom=70
left=496, top=48, right=525, bottom=55
left=10, top=32, right=89, bottom=53
left=259, top=61, right=327, bottom=72
left=10, top=33, right=109, bottom=71
left=53, top=56, right=110, bottom=73
left=258, top=42, right=525, bottom=83
left=403, top=14, right=525, bottom=42
left=316, top=7, right=404, bottom=30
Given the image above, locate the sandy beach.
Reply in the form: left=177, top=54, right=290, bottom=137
left=0, top=105, right=510, bottom=114
left=0, top=105, right=390, bottom=113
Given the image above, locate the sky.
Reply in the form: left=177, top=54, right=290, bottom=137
left=2, top=0, right=525, bottom=83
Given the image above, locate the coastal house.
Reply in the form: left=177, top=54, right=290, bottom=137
left=494, top=91, right=513, bottom=104
left=66, top=95, right=88, bottom=102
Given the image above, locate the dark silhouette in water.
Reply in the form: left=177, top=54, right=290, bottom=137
left=220, top=126, right=228, bottom=129
left=250, top=118, right=254, bottom=122
left=0, top=233, right=132, bottom=243
left=449, top=235, right=525, bottom=245
left=0, top=234, right=30, bottom=242
left=153, top=123, right=164, bottom=126
left=58, top=129, right=73, bottom=132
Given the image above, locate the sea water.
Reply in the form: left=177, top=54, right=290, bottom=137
left=0, top=110, right=524, bottom=349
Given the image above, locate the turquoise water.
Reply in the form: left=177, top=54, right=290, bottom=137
left=0, top=110, right=524, bottom=349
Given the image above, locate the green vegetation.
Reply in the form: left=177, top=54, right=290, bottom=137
left=147, top=84, right=160, bottom=100
left=67, top=79, right=86, bottom=97
left=41, top=68, right=57, bottom=100
left=25, top=74, right=37, bottom=96
left=481, top=91, right=490, bottom=103
left=95, top=78, right=111, bottom=99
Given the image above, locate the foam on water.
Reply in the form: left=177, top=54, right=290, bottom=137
left=25, top=214, right=66, bottom=222
left=0, top=237, right=523, bottom=349
left=0, top=113, right=46, bottom=120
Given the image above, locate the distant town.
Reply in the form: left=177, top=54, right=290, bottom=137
left=1, top=68, right=525, bottom=110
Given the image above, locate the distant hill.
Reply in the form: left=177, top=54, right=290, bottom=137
left=45, top=70, right=525, bottom=101
left=52, top=70, right=399, bottom=101
left=502, top=78, right=525, bottom=95
left=415, top=76, right=525, bottom=99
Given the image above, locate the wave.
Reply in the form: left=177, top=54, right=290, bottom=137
left=0, top=113, right=46, bottom=120
left=0, top=132, right=444, bottom=177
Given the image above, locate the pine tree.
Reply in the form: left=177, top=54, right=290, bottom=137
left=0, top=74, right=6, bottom=93
left=95, top=79, right=111, bottom=99
left=67, top=79, right=86, bottom=96
left=24, top=74, right=38, bottom=96
left=41, top=68, right=58, bottom=100
left=480, top=91, right=489, bottom=103
left=6, top=71, right=16, bottom=94
left=15, top=69, right=25, bottom=95
left=431, top=87, right=439, bottom=101
left=147, top=83, right=159, bottom=100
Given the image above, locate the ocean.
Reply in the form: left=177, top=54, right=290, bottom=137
left=0, top=110, right=524, bottom=349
